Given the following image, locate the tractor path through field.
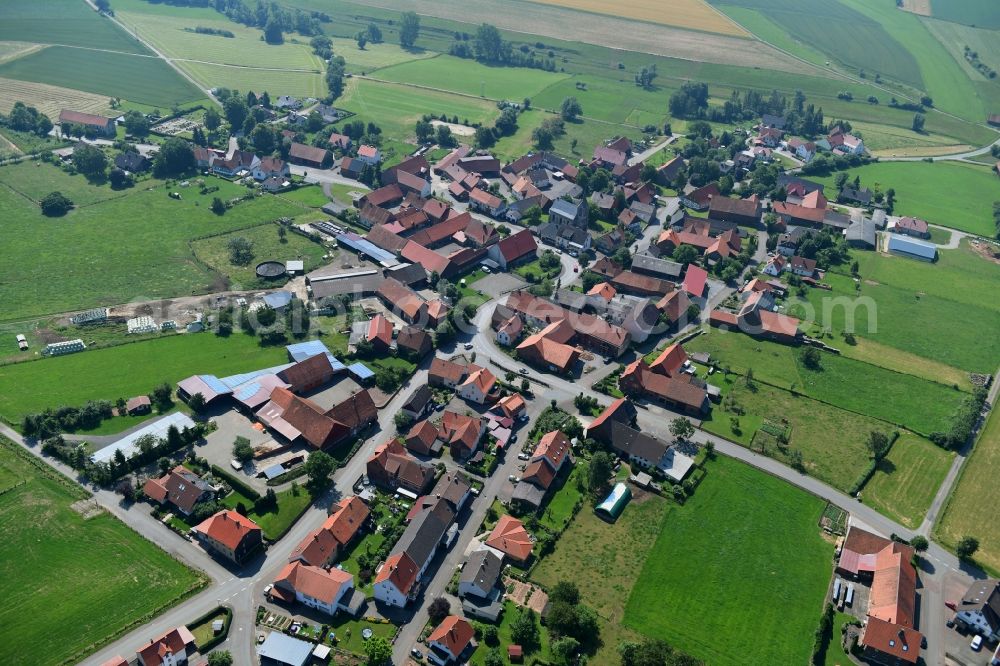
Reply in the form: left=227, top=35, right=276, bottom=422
left=81, top=0, right=219, bottom=106
left=919, top=362, right=1000, bottom=535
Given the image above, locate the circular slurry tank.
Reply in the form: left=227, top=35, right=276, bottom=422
left=255, top=261, right=285, bottom=278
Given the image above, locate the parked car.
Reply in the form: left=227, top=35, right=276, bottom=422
left=518, top=452, right=530, bottom=461
left=508, top=474, right=520, bottom=483
left=230, top=459, right=243, bottom=471
left=263, top=584, right=273, bottom=596
left=411, top=648, right=424, bottom=659
left=971, top=635, right=983, bottom=651
left=464, top=342, right=473, bottom=350
left=519, top=368, right=530, bottom=375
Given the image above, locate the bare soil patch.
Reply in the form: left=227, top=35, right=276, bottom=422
left=525, top=0, right=748, bottom=36
left=899, top=0, right=932, bottom=17
left=430, top=119, right=475, bottom=136
left=69, top=498, right=104, bottom=519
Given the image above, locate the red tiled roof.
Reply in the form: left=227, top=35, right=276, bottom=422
left=439, top=411, right=483, bottom=453
left=401, top=241, right=453, bottom=276
left=861, top=616, right=921, bottom=664
left=897, top=217, right=928, bottom=234
left=459, top=367, right=497, bottom=396
left=358, top=145, right=379, bottom=159
left=684, top=183, right=720, bottom=206
left=773, top=201, right=826, bottom=224
left=366, top=224, right=408, bottom=254
left=100, top=657, right=129, bottom=666
left=517, top=332, right=580, bottom=373
left=496, top=228, right=537, bottom=262
left=327, top=389, right=378, bottom=432
left=278, top=353, right=334, bottom=393
left=136, top=627, right=195, bottom=666
left=429, top=616, right=475, bottom=659
left=193, top=510, right=260, bottom=552
left=534, top=430, right=570, bottom=469
left=649, top=343, right=687, bottom=377
left=405, top=420, right=439, bottom=455
left=260, top=387, right=347, bottom=448
left=470, top=188, right=503, bottom=208
left=363, top=184, right=403, bottom=208
left=366, top=314, right=393, bottom=347
left=274, top=561, right=353, bottom=605
left=486, top=515, right=533, bottom=562
left=59, top=109, right=113, bottom=127
left=682, top=265, right=708, bottom=297
left=409, top=212, right=471, bottom=247
left=429, top=358, right=467, bottom=384
left=656, top=290, right=692, bottom=322
left=375, top=551, right=419, bottom=594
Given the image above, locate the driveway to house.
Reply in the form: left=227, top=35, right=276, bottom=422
left=629, top=135, right=677, bottom=165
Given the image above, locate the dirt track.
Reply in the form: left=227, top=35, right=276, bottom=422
left=900, top=0, right=931, bottom=17
left=362, top=0, right=808, bottom=73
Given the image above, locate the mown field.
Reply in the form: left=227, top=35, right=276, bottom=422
left=0, top=46, right=204, bottom=109
left=0, top=332, right=290, bottom=424
left=937, top=408, right=1000, bottom=574
left=863, top=433, right=954, bottom=528
left=685, top=330, right=966, bottom=436
left=0, top=75, right=113, bottom=122
left=624, top=456, right=832, bottom=665
left=810, top=161, right=1000, bottom=237
left=533, top=486, right=671, bottom=665
left=0, top=164, right=302, bottom=321
left=525, top=0, right=748, bottom=35
left=337, top=78, right=499, bottom=140
left=0, top=437, right=205, bottom=666
left=0, top=0, right=148, bottom=53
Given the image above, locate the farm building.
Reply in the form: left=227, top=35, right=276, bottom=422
left=43, top=339, right=86, bottom=356
left=595, top=483, right=632, bottom=522
left=887, top=235, right=936, bottom=262
left=91, top=412, right=196, bottom=464
left=59, top=109, right=116, bottom=137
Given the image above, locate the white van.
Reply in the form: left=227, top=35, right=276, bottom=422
left=970, top=635, right=983, bottom=651
left=845, top=583, right=855, bottom=607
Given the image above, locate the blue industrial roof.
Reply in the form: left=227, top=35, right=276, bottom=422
left=337, top=232, right=398, bottom=266
left=887, top=235, right=936, bottom=260
left=348, top=362, right=375, bottom=381
left=198, top=374, right=231, bottom=396
left=285, top=340, right=347, bottom=372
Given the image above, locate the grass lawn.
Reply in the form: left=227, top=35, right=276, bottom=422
left=936, top=407, right=1000, bottom=574
left=701, top=375, right=882, bottom=492
left=276, top=185, right=330, bottom=208
left=624, top=456, right=833, bottom=665
left=823, top=612, right=858, bottom=666
left=0, top=332, right=290, bottom=424
left=807, top=161, right=1000, bottom=236
left=188, top=608, right=228, bottom=649
left=327, top=182, right=369, bottom=204
left=0, top=45, right=205, bottom=108
left=532, top=488, right=670, bottom=665
left=0, top=437, right=205, bottom=665
left=835, top=336, right=972, bottom=391
left=326, top=616, right=396, bottom=656
left=685, top=329, right=966, bottom=436
left=220, top=485, right=314, bottom=541
left=538, top=465, right=583, bottom=532
left=190, top=222, right=327, bottom=290
left=468, top=601, right=554, bottom=666
left=0, top=165, right=301, bottom=321
left=861, top=433, right=954, bottom=529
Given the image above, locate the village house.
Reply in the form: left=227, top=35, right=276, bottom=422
left=459, top=549, right=504, bottom=621
left=457, top=367, right=498, bottom=405
left=538, top=221, right=591, bottom=252
left=374, top=551, right=420, bottom=608
left=548, top=198, right=589, bottom=228
left=252, top=156, right=290, bottom=182
left=357, top=145, right=382, bottom=166
left=143, top=465, right=214, bottom=516
left=487, top=228, right=537, bottom=270
left=708, top=195, right=761, bottom=226
left=340, top=156, right=364, bottom=179
left=59, top=109, right=116, bottom=137
left=511, top=430, right=572, bottom=512
left=288, top=142, right=330, bottom=169
left=469, top=188, right=507, bottom=217
left=438, top=411, right=485, bottom=460
left=192, top=509, right=262, bottom=565
left=429, top=357, right=470, bottom=388
left=680, top=183, right=720, bottom=211
left=892, top=216, right=930, bottom=239
left=136, top=626, right=195, bottom=666
left=485, top=515, right=534, bottom=564
left=619, top=353, right=709, bottom=416
left=405, top=420, right=440, bottom=456
left=271, top=561, right=361, bottom=617
left=397, top=325, right=433, bottom=359
left=288, top=496, right=369, bottom=568
left=427, top=616, right=476, bottom=666
left=367, top=439, right=435, bottom=494
left=328, top=132, right=352, bottom=151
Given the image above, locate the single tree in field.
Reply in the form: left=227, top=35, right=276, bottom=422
left=211, top=197, right=226, bottom=215
left=40, top=191, right=74, bottom=216
left=399, top=11, right=420, bottom=48
left=911, top=113, right=925, bottom=133
left=227, top=236, right=254, bottom=266
left=561, top=96, right=582, bottom=121
left=956, top=536, right=979, bottom=560
left=866, top=431, right=890, bottom=461
left=587, top=451, right=613, bottom=495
